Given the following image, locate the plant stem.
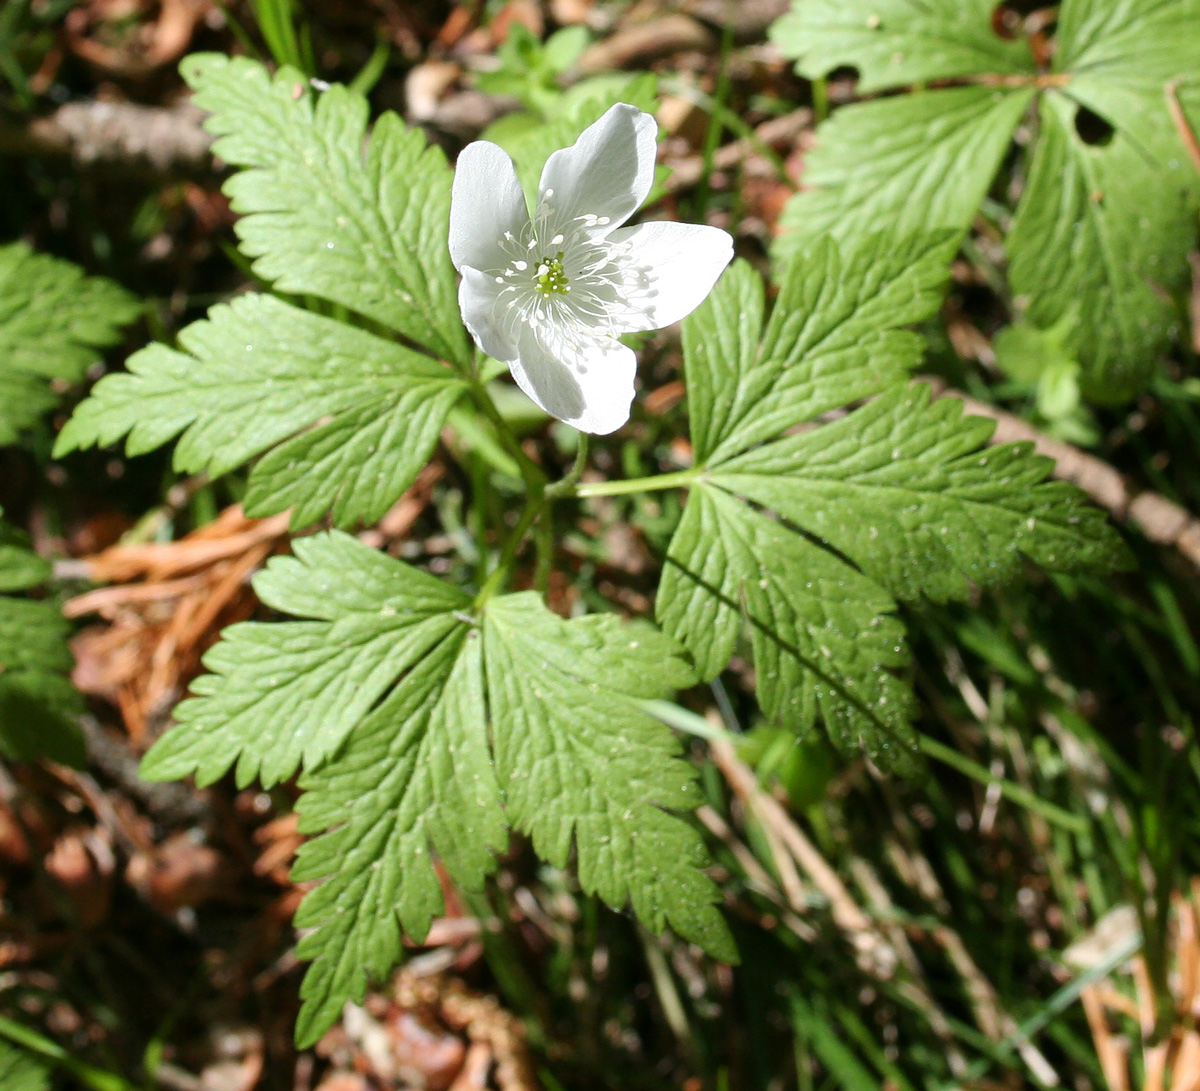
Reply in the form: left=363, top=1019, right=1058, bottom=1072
left=545, top=434, right=589, bottom=499
left=475, top=489, right=543, bottom=607
left=534, top=506, right=554, bottom=594
left=0, top=1015, right=138, bottom=1091
left=573, top=468, right=702, bottom=499
left=466, top=379, right=553, bottom=604
left=468, top=380, right=547, bottom=494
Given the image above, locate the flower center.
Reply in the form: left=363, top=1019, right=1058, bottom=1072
left=534, top=253, right=569, bottom=297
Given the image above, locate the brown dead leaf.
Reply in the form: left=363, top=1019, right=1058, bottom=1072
left=126, top=830, right=226, bottom=914
left=43, top=828, right=114, bottom=929
left=252, top=813, right=303, bottom=886
left=64, top=0, right=212, bottom=78
left=314, top=1075, right=371, bottom=1091
left=66, top=505, right=289, bottom=744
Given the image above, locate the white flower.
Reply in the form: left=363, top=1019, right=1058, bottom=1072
left=448, top=103, right=734, bottom=435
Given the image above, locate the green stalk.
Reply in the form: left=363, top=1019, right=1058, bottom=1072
left=0, top=1016, right=138, bottom=1091
left=573, top=468, right=702, bottom=498
left=544, top=434, right=589, bottom=499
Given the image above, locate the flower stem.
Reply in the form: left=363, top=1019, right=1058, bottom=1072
left=467, top=380, right=547, bottom=494
left=475, top=491, right=543, bottom=608
left=545, top=434, right=589, bottom=499
left=466, top=379, right=551, bottom=606
left=572, top=468, right=702, bottom=499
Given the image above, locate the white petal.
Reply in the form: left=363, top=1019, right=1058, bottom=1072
left=508, top=326, right=636, bottom=435
left=606, top=221, right=734, bottom=332
left=449, top=141, right=529, bottom=273
left=537, top=104, right=657, bottom=237
left=458, top=266, right=518, bottom=362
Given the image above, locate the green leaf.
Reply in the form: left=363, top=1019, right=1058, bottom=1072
left=658, top=484, right=918, bottom=771
left=993, top=314, right=1080, bottom=385
left=1037, top=359, right=1082, bottom=420
left=774, top=86, right=1034, bottom=256
left=144, top=531, right=728, bottom=1045
left=180, top=53, right=469, bottom=367
left=0, top=516, right=84, bottom=768
left=542, top=24, right=591, bottom=73
left=0, top=526, right=51, bottom=592
left=770, top=0, right=1200, bottom=398
left=1008, top=93, right=1197, bottom=401
left=665, top=251, right=1125, bottom=765
left=715, top=383, right=1124, bottom=601
left=55, top=294, right=467, bottom=529
left=0, top=241, right=139, bottom=444
left=685, top=237, right=954, bottom=464
left=1056, top=0, right=1200, bottom=159
left=769, top=0, right=1034, bottom=93
left=141, top=532, right=471, bottom=788
left=483, top=594, right=732, bottom=961
left=0, top=1040, right=49, bottom=1091
left=292, top=624, right=506, bottom=1047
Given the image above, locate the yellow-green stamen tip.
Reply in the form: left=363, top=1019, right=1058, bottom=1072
left=535, top=253, right=569, bottom=296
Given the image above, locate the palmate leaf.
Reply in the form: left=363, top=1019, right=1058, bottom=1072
left=658, top=244, right=1125, bottom=767
left=0, top=241, right=139, bottom=444
left=180, top=53, right=469, bottom=367
left=769, top=0, right=1034, bottom=93
left=1007, top=93, right=1198, bottom=401
left=0, top=514, right=84, bottom=768
left=1008, top=0, right=1200, bottom=400
left=55, top=294, right=467, bottom=529
left=142, top=532, right=731, bottom=1045
left=770, top=0, right=1200, bottom=398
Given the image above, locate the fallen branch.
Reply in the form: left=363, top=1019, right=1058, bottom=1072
left=0, top=100, right=214, bottom=177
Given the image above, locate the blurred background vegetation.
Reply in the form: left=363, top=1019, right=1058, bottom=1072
left=2, top=1, right=1200, bottom=1088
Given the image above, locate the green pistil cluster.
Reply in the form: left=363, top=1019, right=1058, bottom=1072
left=535, top=253, right=569, bottom=297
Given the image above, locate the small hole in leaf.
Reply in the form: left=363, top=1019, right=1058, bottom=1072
left=1074, top=106, right=1115, bottom=146
left=991, top=4, right=1022, bottom=40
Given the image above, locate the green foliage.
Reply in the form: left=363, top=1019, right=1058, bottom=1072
left=994, top=316, right=1089, bottom=429
left=659, top=243, right=1127, bottom=769
left=0, top=1040, right=49, bottom=1091
left=142, top=532, right=731, bottom=1045
left=770, top=0, right=1200, bottom=400
left=776, top=86, right=1035, bottom=252
left=247, top=0, right=313, bottom=74
left=55, top=294, right=467, bottom=529
left=0, top=514, right=83, bottom=768
left=55, top=54, right=487, bottom=532
left=140, top=532, right=470, bottom=787
left=769, top=0, right=1034, bottom=92
left=177, top=53, right=469, bottom=367
left=475, top=22, right=591, bottom=116
left=0, top=241, right=139, bottom=445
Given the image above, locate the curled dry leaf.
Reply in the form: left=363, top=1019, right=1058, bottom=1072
left=64, top=0, right=213, bottom=78
left=67, top=504, right=290, bottom=743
